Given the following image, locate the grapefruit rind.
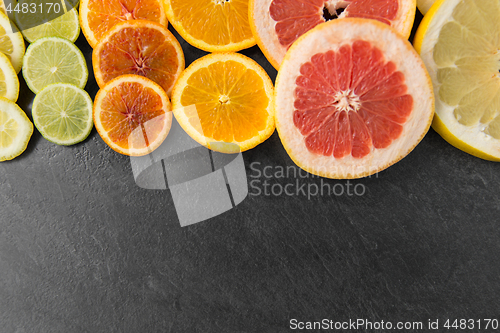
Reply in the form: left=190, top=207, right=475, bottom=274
left=171, top=53, right=275, bottom=154
left=93, top=74, right=173, bottom=156
left=249, top=0, right=416, bottom=69
left=414, top=0, right=500, bottom=161
left=275, top=18, right=434, bottom=179
left=92, top=20, right=185, bottom=97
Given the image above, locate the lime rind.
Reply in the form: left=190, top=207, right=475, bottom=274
left=0, top=51, right=19, bottom=101
left=15, top=3, right=80, bottom=43
left=22, top=36, right=88, bottom=94
left=32, top=83, right=93, bottom=145
left=0, top=96, right=33, bottom=161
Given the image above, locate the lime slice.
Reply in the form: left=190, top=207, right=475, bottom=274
left=22, top=36, right=88, bottom=94
left=0, top=97, right=33, bottom=161
left=414, top=0, right=500, bottom=161
left=0, top=11, right=24, bottom=73
left=0, top=51, right=19, bottom=101
left=15, top=0, right=80, bottom=43
left=32, top=83, right=93, bottom=145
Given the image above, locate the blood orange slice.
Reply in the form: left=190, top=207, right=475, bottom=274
left=275, top=19, right=434, bottom=179
left=93, top=20, right=185, bottom=97
left=80, top=0, right=167, bottom=48
left=249, top=0, right=416, bottom=69
left=93, top=75, right=172, bottom=156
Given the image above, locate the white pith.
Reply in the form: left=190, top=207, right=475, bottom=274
left=275, top=19, right=434, bottom=179
left=418, top=0, right=500, bottom=158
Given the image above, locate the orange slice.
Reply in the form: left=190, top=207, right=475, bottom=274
left=164, top=0, right=255, bottom=52
left=80, top=0, right=167, bottom=48
left=249, top=0, right=416, bottom=69
left=275, top=19, right=434, bottom=179
left=93, top=74, right=172, bottom=156
left=171, top=53, right=274, bottom=153
left=93, top=20, right=185, bottom=97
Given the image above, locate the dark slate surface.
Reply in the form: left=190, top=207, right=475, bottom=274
left=1, top=10, right=500, bottom=333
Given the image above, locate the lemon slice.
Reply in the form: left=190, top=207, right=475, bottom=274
left=22, top=36, right=88, bottom=94
left=0, top=0, right=16, bottom=21
left=33, top=83, right=93, bottom=145
left=417, top=0, right=436, bottom=14
left=0, top=51, right=18, bottom=101
left=15, top=0, right=80, bottom=43
left=0, top=97, right=33, bottom=161
left=0, top=11, right=24, bottom=73
left=414, top=0, right=500, bottom=161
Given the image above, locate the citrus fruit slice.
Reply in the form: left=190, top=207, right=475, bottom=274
left=0, top=97, right=33, bottom=161
left=171, top=53, right=274, bottom=153
left=0, top=11, right=24, bottom=73
left=414, top=0, right=500, bottom=161
left=22, top=36, right=88, bottom=94
left=275, top=19, right=434, bottom=179
left=93, top=20, right=184, bottom=97
left=417, top=0, right=436, bottom=14
left=165, top=0, right=256, bottom=52
left=80, top=0, right=167, bottom=48
left=0, top=51, right=19, bottom=101
left=249, top=0, right=416, bottom=69
left=32, top=83, right=93, bottom=145
left=14, top=0, right=80, bottom=43
left=0, top=0, right=16, bottom=21
left=93, top=74, right=172, bottom=156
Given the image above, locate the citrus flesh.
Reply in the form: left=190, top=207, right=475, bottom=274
left=80, top=0, right=167, bottom=48
left=32, top=83, right=94, bottom=145
left=0, top=11, right=24, bottom=73
left=0, top=51, right=19, bottom=101
left=15, top=0, right=80, bottom=43
left=22, top=37, right=88, bottom=94
left=93, top=20, right=185, bottom=97
left=165, top=0, right=255, bottom=52
left=276, top=19, right=434, bottom=179
left=93, top=75, right=172, bottom=156
left=414, top=0, right=500, bottom=161
left=250, top=0, right=416, bottom=68
left=171, top=53, right=274, bottom=153
left=0, top=97, right=33, bottom=161
left=417, top=0, right=436, bottom=14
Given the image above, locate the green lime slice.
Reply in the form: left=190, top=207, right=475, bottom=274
left=32, top=83, right=93, bottom=145
left=22, top=36, right=88, bottom=94
left=14, top=0, right=80, bottom=43
left=0, top=96, right=33, bottom=161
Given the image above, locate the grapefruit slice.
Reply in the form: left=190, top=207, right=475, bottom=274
left=249, top=0, right=416, bottom=69
left=171, top=53, right=275, bottom=153
left=80, top=0, right=167, bottom=48
left=93, top=74, right=172, bottom=156
left=93, top=20, right=185, bottom=97
left=275, top=19, right=434, bottom=179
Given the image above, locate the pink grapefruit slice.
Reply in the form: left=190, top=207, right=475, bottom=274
left=249, top=0, right=416, bottom=69
left=275, top=19, right=434, bottom=179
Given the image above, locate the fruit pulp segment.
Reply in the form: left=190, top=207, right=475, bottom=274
left=433, top=0, right=500, bottom=138
left=87, top=0, right=165, bottom=42
left=0, top=69, right=5, bottom=95
left=0, top=25, right=14, bottom=56
left=98, top=26, right=180, bottom=92
left=293, top=40, right=413, bottom=159
left=100, top=82, right=166, bottom=149
left=170, top=0, right=252, bottom=45
left=180, top=60, right=270, bottom=143
left=35, top=86, right=90, bottom=141
left=0, top=109, right=17, bottom=148
left=269, top=0, right=398, bottom=48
